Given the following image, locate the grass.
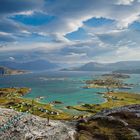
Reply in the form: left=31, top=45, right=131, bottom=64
left=68, top=92, right=140, bottom=114
left=0, top=87, right=72, bottom=120
left=1, top=87, right=140, bottom=120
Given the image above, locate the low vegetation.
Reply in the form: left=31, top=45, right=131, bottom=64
left=0, top=87, right=72, bottom=120
left=67, top=92, right=140, bottom=114
left=76, top=105, right=140, bottom=140
left=1, top=87, right=140, bottom=121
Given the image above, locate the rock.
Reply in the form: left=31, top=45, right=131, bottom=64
left=25, top=133, right=33, bottom=140
left=66, top=106, right=73, bottom=109
left=1, top=105, right=140, bottom=140
left=76, top=104, right=140, bottom=140
left=52, top=101, right=63, bottom=104
left=0, top=108, right=76, bottom=140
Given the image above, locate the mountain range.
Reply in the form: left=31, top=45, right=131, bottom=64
left=1, top=60, right=140, bottom=73
left=0, top=60, right=59, bottom=71
left=61, top=61, right=140, bottom=72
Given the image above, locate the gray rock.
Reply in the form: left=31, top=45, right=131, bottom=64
left=0, top=108, right=76, bottom=140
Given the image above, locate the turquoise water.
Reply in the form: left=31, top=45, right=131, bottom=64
left=122, top=74, right=140, bottom=93
left=0, top=71, right=140, bottom=110
left=0, top=71, right=105, bottom=106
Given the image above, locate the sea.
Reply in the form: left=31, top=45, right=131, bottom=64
left=0, top=71, right=140, bottom=113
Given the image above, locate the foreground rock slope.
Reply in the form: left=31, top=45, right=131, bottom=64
left=0, top=108, right=76, bottom=140
left=76, top=104, right=140, bottom=140
left=0, top=104, right=140, bottom=140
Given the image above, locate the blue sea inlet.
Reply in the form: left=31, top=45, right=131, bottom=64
left=0, top=71, right=140, bottom=110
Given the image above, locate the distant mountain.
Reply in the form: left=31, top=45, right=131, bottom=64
left=0, top=60, right=59, bottom=71
left=75, top=62, right=108, bottom=71
left=61, top=61, right=140, bottom=71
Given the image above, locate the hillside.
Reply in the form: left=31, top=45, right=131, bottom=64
left=1, top=105, right=140, bottom=140
left=76, top=104, right=140, bottom=140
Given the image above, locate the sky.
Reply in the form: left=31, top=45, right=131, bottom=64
left=0, top=0, right=140, bottom=65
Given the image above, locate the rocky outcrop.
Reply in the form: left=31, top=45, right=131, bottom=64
left=76, top=104, right=140, bottom=140
left=0, top=108, right=76, bottom=140
left=1, top=105, right=140, bottom=140
left=89, top=104, right=140, bottom=119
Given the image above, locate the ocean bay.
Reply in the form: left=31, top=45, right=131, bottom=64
left=0, top=71, right=140, bottom=110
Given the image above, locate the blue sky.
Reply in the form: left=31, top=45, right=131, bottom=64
left=10, top=12, right=55, bottom=26
left=0, top=0, right=140, bottom=64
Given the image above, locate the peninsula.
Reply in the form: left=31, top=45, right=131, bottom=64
left=0, top=66, right=28, bottom=76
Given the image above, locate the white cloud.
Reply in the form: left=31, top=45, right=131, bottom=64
left=16, top=10, right=34, bottom=16
left=1, top=0, right=140, bottom=63
left=38, top=0, right=140, bottom=35
left=117, top=13, right=139, bottom=28
left=0, top=32, right=12, bottom=36
left=116, top=0, right=135, bottom=5
left=9, top=56, right=15, bottom=60
left=94, top=46, right=140, bottom=63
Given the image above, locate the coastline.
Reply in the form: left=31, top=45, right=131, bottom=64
left=66, top=91, right=140, bottom=115
left=0, top=87, right=72, bottom=120
left=0, top=86, right=140, bottom=120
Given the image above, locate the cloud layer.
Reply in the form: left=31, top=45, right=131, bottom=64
left=0, top=0, right=140, bottom=64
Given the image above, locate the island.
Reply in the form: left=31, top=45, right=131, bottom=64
left=102, top=72, right=130, bottom=79
left=66, top=74, right=140, bottom=116
left=84, top=75, right=133, bottom=91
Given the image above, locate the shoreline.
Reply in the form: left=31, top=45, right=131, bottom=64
left=0, top=86, right=140, bottom=120
left=66, top=91, right=140, bottom=115
left=0, top=87, right=72, bottom=120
